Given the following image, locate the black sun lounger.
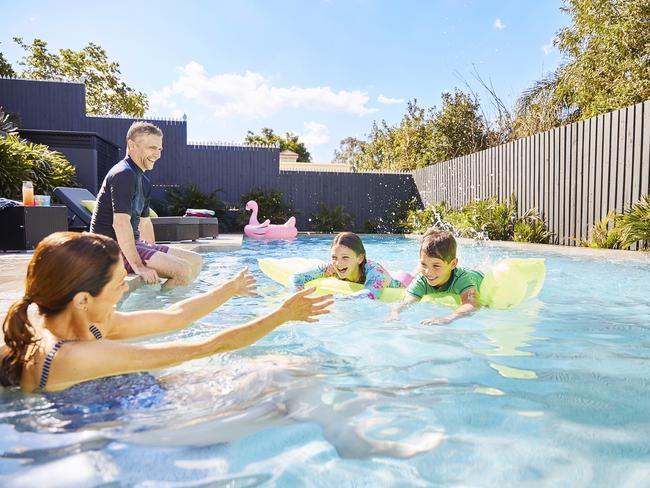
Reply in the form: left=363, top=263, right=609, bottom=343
left=53, top=187, right=213, bottom=241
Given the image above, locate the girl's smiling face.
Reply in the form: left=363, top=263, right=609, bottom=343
left=330, top=244, right=365, bottom=281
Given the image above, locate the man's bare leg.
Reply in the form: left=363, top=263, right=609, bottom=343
left=168, top=247, right=202, bottom=282
left=146, top=251, right=197, bottom=288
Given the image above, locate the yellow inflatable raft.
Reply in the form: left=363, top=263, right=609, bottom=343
left=258, top=257, right=545, bottom=309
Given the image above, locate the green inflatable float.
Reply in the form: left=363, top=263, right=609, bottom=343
left=258, top=257, right=545, bottom=309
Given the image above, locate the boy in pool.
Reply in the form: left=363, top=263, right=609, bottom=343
left=389, top=229, right=483, bottom=325
left=291, top=232, right=407, bottom=300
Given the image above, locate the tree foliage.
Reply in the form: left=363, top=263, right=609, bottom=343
left=13, top=37, right=148, bottom=117
left=0, top=44, right=15, bottom=77
left=337, top=90, right=489, bottom=171
left=245, top=127, right=311, bottom=162
left=515, top=0, right=650, bottom=137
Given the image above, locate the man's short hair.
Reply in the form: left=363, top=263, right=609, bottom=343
left=126, top=121, right=163, bottom=143
left=420, top=229, right=457, bottom=263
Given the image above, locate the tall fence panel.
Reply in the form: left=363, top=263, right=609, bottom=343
left=413, top=100, right=650, bottom=245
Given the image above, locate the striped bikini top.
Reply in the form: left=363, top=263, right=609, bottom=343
left=38, top=324, right=103, bottom=391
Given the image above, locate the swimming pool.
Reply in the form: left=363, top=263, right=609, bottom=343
left=1, top=235, right=649, bottom=486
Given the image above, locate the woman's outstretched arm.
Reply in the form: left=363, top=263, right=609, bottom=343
left=106, top=268, right=257, bottom=340
left=38, top=288, right=334, bottom=392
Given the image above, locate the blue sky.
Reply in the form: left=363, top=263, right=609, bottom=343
left=1, top=0, right=568, bottom=162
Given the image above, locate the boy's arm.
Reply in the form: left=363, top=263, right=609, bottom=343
left=388, top=293, right=420, bottom=321
left=421, top=287, right=479, bottom=326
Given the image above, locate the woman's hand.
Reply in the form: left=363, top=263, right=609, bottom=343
left=279, top=287, right=334, bottom=323
left=231, top=267, right=257, bottom=297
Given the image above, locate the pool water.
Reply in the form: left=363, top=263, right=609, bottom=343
left=1, top=236, right=650, bottom=487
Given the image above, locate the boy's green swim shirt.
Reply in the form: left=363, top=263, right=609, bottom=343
left=406, top=267, right=484, bottom=299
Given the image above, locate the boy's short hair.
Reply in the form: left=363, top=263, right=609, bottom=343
left=420, top=229, right=457, bottom=263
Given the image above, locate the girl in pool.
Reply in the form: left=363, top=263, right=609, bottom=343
left=0, top=232, right=332, bottom=393
left=291, top=232, right=410, bottom=300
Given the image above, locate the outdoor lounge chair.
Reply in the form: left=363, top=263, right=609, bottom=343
left=53, top=187, right=216, bottom=242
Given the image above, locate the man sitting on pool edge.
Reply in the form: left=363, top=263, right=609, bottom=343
left=389, top=229, right=483, bottom=325
left=90, top=121, right=201, bottom=288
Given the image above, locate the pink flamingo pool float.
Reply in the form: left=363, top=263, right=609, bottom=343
left=244, top=200, right=298, bottom=239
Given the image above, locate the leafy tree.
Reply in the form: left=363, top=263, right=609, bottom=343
left=431, top=90, right=488, bottom=162
left=245, top=127, right=311, bottom=162
left=0, top=44, right=15, bottom=77
left=349, top=91, right=489, bottom=171
left=13, top=37, right=148, bottom=117
left=333, top=137, right=365, bottom=169
left=515, top=0, right=650, bottom=137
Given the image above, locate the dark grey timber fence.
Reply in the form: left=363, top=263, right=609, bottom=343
left=413, top=100, right=650, bottom=245
left=0, top=78, right=419, bottom=231
left=3, top=77, right=649, bottom=242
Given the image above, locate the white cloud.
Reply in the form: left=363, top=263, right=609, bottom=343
left=377, top=94, right=404, bottom=105
left=300, top=121, right=330, bottom=148
left=148, top=86, right=177, bottom=109
left=542, top=38, right=555, bottom=55
left=149, top=62, right=377, bottom=119
left=493, top=18, right=505, bottom=30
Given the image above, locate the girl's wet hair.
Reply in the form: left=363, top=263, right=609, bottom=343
left=0, top=232, right=121, bottom=387
left=331, top=232, right=367, bottom=284
left=420, top=229, right=457, bottom=263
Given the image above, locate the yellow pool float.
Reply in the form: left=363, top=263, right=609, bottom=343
left=258, top=257, right=545, bottom=309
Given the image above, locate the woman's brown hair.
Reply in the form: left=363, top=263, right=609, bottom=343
left=0, top=232, right=121, bottom=387
left=331, top=232, right=367, bottom=284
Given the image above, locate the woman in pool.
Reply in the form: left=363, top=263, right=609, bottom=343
left=1, top=232, right=444, bottom=458
left=291, top=232, right=409, bottom=300
left=0, top=232, right=333, bottom=393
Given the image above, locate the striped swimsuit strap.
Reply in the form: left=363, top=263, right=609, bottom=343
left=89, top=324, right=103, bottom=340
left=38, top=339, right=78, bottom=390
left=37, top=325, right=103, bottom=391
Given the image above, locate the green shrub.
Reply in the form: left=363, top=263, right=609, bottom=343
left=161, top=184, right=238, bottom=232
left=311, top=202, right=352, bottom=232
left=402, top=201, right=451, bottom=233
left=365, top=196, right=421, bottom=234
left=0, top=107, right=19, bottom=135
left=165, top=184, right=225, bottom=216
left=513, top=209, right=553, bottom=244
left=362, top=218, right=381, bottom=234
left=0, top=134, right=77, bottom=199
left=239, top=188, right=295, bottom=225
left=461, top=195, right=518, bottom=240
left=618, top=194, right=650, bottom=249
left=576, top=211, right=624, bottom=249
left=398, top=194, right=552, bottom=243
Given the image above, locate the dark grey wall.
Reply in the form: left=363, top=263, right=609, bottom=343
left=17, top=129, right=120, bottom=194
left=1, top=78, right=419, bottom=231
